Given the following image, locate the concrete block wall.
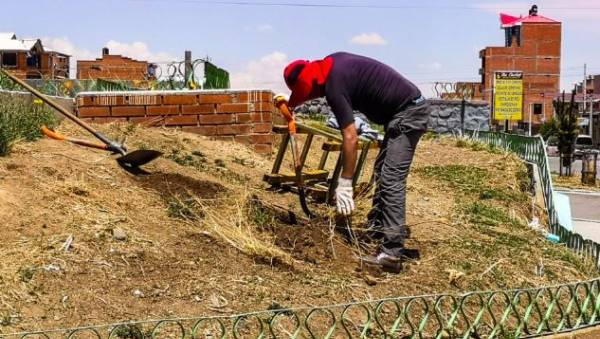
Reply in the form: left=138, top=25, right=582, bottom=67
left=75, top=90, right=274, bottom=153
left=428, top=99, right=491, bottom=134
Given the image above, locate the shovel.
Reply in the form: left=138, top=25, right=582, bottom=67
left=0, top=69, right=161, bottom=175
left=274, top=96, right=315, bottom=219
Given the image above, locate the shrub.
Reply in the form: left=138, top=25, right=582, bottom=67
left=0, top=94, right=57, bottom=156
left=539, top=117, right=558, bottom=141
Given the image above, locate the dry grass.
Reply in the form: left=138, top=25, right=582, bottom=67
left=552, top=172, right=600, bottom=192
left=189, top=191, right=296, bottom=268
left=0, top=120, right=596, bottom=332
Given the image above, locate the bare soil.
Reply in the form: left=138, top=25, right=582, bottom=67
left=0, top=121, right=596, bottom=333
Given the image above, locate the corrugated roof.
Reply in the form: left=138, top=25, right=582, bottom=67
left=0, top=37, right=42, bottom=52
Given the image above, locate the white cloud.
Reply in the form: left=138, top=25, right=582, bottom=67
left=230, top=51, right=289, bottom=92
left=43, top=37, right=95, bottom=78
left=43, top=37, right=178, bottom=79
left=42, top=37, right=178, bottom=79
left=349, top=33, right=388, bottom=46
left=104, top=40, right=177, bottom=63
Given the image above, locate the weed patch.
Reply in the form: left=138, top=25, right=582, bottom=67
left=0, top=94, right=57, bottom=156
left=166, top=192, right=203, bottom=220
left=454, top=138, right=501, bottom=154
left=416, top=164, right=528, bottom=203
left=416, top=165, right=490, bottom=191
left=463, top=202, right=514, bottom=226
left=167, top=149, right=207, bottom=169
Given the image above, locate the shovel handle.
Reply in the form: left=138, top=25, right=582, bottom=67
left=274, top=99, right=296, bottom=135
left=41, top=126, right=66, bottom=141
left=41, top=126, right=109, bottom=151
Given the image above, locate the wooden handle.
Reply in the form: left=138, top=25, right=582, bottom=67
left=275, top=101, right=297, bottom=134
left=41, top=126, right=108, bottom=150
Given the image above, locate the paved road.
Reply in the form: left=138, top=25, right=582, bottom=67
left=556, top=190, right=600, bottom=243
left=548, top=156, right=600, bottom=178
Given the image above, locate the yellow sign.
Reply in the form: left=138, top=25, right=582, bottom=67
left=494, top=71, right=523, bottom=121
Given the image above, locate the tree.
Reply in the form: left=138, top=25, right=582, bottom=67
left=539, top=117, right=558, bottom=141
left=554, top=91, right=579, bottom=174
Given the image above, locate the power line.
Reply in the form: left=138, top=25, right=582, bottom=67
left=127, top=0, right=600, bottom=11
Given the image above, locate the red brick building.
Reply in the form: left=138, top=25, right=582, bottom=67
left=480, top=5, right=561, bottom=130
left=77, top=48, right=157, bottom=81
left=0, top=32, right=70, bottom=79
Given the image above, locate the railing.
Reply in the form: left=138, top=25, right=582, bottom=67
left=3, top=278, right=600, bottom=338
left=470, top=131, right=600, bottom=266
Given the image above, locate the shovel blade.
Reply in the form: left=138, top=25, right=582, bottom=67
left=116, top=150, right=162, bottom=175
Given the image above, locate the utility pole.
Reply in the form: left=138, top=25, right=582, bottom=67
left=184, top=50, right=192, bottom=88
left=581, top=63, right=594, bottom=144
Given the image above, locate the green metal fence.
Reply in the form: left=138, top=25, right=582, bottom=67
left=470, top=131, right=600, bottom=267
left=3, top=278, right=600, bottom=338
left=2, top=132, right=600, bottom=338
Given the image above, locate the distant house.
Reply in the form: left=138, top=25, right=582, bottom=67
left=0, top=32, right=70, bottom=79
left=77, top=47, right=157, bottom=81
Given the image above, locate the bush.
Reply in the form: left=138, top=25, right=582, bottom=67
left=539, top=118, right=558, bottom=141
left=0, top=94, right=57, bottom=156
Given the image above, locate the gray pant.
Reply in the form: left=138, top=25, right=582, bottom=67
left=367, top=102, right=430, bottom=257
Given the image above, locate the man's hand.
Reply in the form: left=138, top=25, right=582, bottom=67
left=336, top=177, right=355, bottom=216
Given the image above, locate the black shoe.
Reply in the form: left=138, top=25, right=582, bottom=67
left=361, top=253, right=403, bottom=273
left=399, top=248, right=420, bottom=260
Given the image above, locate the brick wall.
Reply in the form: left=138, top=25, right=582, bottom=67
left=75, top=90, right=274, bottom=153
left=77, top=55, right=153, bottom=80
left=481, top=21, right=562, bottom=127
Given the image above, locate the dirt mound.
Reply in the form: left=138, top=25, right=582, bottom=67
left=0, top=121, right=596, bottom=332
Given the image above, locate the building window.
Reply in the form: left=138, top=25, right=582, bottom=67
left=533, top=103, right=543, bottom=115
left=1, top=52, right=17, bottom=67
left=504, top=26, right=521, bottom=47
left=26, top=53, right=40, bottom=68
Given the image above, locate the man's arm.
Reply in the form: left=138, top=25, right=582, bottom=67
left=340, top=122, right=358, bottom=179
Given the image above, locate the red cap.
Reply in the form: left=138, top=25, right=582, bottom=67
left=283, top=57, right=334, bottom=107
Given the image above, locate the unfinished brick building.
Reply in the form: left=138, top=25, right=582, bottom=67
left=77, top=48, right=157, bottom=81
left=480, top=5, right=561, bottom=130
left=0, top=32, right=70, bottom=79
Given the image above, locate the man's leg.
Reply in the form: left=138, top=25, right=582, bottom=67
left=366, top=135, right=388, bottom=239
left=378, top=128, right=425, bottom=257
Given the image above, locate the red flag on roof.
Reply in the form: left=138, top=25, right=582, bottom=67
left=500, top=13, right=520, bottom=26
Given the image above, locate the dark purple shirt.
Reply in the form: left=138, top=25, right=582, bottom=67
left=325, top=52, right=421, bottom=128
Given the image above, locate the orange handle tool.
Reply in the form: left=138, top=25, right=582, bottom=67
left=274, top=100, right=297, bottom=135
left=41, top=126, right=109, bottom=151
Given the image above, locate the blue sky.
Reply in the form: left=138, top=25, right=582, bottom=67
left=1, top=0, right=598, bottom=96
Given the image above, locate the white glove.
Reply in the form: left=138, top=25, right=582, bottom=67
left=274, top=93, right=289, bottom=104
left=335, top=177, right=355, bottom=216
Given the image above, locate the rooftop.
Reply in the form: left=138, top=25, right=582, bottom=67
left=500, top=5, right=560, bottom=28
left=0, top=32, right=42, bottom=52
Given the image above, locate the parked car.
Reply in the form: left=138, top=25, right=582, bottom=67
left=574, top=134, right=595, bottom=159
left=546, top=136, right=559, bottom=157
